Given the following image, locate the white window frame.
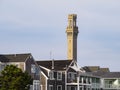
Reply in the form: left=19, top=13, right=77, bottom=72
left=57, top=72, right=62, bottom=80
left=49, top=85, right=53, bottom=90
left=57, top=85, right=62, bottom=90
left=33, top=80, right=40, bottom=90
left=68, top=72, right=77, bottom=81
left=0, top=63, right=6, bottom=72
left=49, top=71, right=54, bottom=80
left=31, top=64, right=36, bottom=73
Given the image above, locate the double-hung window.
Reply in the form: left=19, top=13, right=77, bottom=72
left=49, top=71, right=54, bottom=80
left=31, top=64, right=36, bottom=73
left=33, top=80, right=40, bottom=90
left=57, top=72, right=62, bottom=80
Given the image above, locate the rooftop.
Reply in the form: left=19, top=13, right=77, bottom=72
left=0, top=53, right=31, bottom=62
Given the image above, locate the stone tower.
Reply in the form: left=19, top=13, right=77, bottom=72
left=66, top=14, right=79, bottom=61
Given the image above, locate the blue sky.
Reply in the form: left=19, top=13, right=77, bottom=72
left=0, top=0, right=120, bottom=71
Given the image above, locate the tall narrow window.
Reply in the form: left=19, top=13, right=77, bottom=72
left=33, top=80, right=40, bottom=90
left=31, top=64, right=36, bottom=73
left=0, top=64, right=5, bottom=72
left=49, top=71, right=54, bottom=80
left=57, top=72, right=62, bottom=80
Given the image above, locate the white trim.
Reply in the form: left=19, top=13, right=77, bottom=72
left=41, top=71, right=48, bottom=79
left=41, top=71, right=48, bottom=90
left=65, top=71, right=67, bottom=90
left=46, top=77, right=48, bottom=90
left=24, top=62, right=26, bottom=71
left=40, top=85, right=43, bottom=90
left=24, top=54, right=31, bottom=63
left=66, top=83, right=78, bottom=85
left=40, top=65, right=50, bottom=72
left=66, top=60, right=74, bottom=71
left=24, top=54, right=31, bottom=72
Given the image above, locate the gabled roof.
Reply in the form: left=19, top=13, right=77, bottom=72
left=0, top=53, right=31, bottom=62
left=82, top=66, right=100, bottom=72
left=36, top=60, right=73, bottom=71
left=102, top=72, right=120, bottom=78
left=100, top=68, right=110, bottom=72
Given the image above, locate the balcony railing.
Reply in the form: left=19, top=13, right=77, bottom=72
left=67, top=78, right=77, bottom=83
left=92, top=83, right=100, bottom=88
left=104, top=84, right=120, bottom=89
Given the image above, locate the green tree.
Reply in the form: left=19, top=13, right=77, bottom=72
left=0, top=65, right=33, bottom=90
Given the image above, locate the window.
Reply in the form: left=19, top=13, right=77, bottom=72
left=57, top=72, right=62, bottom=80
left=33, top=80, right=40, bottom=90
left=31, top=64, right=36, bottom=73
left=68, top=72, right=72, bottom=79
left=57, top=85, right=62, bottom=90
left=0, top=64, right=5, bottom=72
left=49, top=71, right=54, bottom=80
left=49, top=85, right=53, bottom=90
left=68, top=72, right=76, bottom=80
left=35, top=67, right=40, bottom=75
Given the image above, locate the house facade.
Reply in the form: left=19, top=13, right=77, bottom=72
left=37, top=60, right=101, bottom=90
left=0, top=53, right=41, bottom=90
left=83, top=66, right=120, bottom=90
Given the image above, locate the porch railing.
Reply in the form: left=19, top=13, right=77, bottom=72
left=103, top=84, right=120, bottom=89
left=92, top=83, right=100, bottom=88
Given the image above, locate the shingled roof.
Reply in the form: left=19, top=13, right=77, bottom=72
left=88, top=72, right=120, bottom=78
left=0, top=53, right=31, bottom=62
left=82, top=66, right=110, bottom=72
left=36, top=60, right=72, bottom=70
